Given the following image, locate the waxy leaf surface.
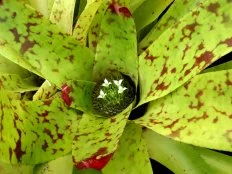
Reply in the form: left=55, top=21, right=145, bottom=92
left=138, top=0, right=232, bottom=106
left=93, top=3, right=138, bottom=84
left=72, top=104, right=132, bottom=167
left=136, top=70, right=232, bottom=151
left=0, top=1, right=94, bottom=87
left=0, top=90, right=80, bottom=164
left=103, top=122, right=152, bottom=174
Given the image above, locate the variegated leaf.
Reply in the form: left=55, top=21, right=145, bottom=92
left=49, top=0, right=76, bottom=34
left=0, top=160, right=33, bottom=174
left=103, top=122, right=153, bottom=174
left=138, top=0, right=232, bottom=106
left=0, top=90, right=81, bottom=164
left=0, top=1, right=94, bottom=87
left=93, top=2, right=138, bottom=85
left=72, top=104, right=132, bottom=170
left=73, top=0, right=103, bottom=45
left=136, top=69, right=232, bottom=151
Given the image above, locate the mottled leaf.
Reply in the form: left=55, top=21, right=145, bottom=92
left=138, top=0, right=232, bottom=106
left=72, top=104, right=132, bottom=170
left=103, top=122, right=152, bottom=174
left=0, top=74, right=39, bottom=92
left=0, top=90, right=81, bottom=164
left=0, top=1, right=94, bottom=87
left=93, top=3, right=138, bottom=85
left=49, top=0, right=76, bottom=34
left=202, top=60, right=232, bottom=74
left=136, top=69, right=232, bottom=151
left=33, top=80, right=58, bottom=100
left=133, top=0, right=174, bottom=31
left=73, top=0, right=103, bottom=45
left=28, top=0, right=50, bottom=17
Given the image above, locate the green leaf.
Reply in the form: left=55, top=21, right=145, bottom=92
left=102, top=122, right=152, bottom=174
left=28, top=0, right=50, bottom=17
left=0, top=74, right=39, bottom=92
left=72, top=104, right=132, bottom=165
left=0, top=54, right=31, bottom=77
left=133, top=0, right=174, bottom=32
left=129, top=0, right=145, bottom=12
left=138, top=0, right=232, bottom=106
left=33, top=80, right=58, bottom=100
left=65, top=80, right=95, bottom=113
left=143, top=129, right=218, bottom=174
left=73, top=0, right=103, bottom=45
left=136, top=69, right=232, bottom=151
left=0, top=1, right=94, bottom=87
left=93, top=4, right=138, bottom=85
left=0, top=160, right=34, bottom=174
left=34, top=154, right=73, bottom=174
left=49, top=0, right=76, bottom=34
left=0, top=90, right=81, bottom=164
left=202, top=60, right=232, bottom=74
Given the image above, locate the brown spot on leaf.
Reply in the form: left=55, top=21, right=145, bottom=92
left=213, top=117, right=218, bottom=123
left=224, top=129, right=232, bottom=143
left=220, top=37, right=232, bottom=47
left=43, top=100, right=52, bottom=106
left=194, top=51, right=214, bottom=68
left=187, top=112, right=209, bottom=123
left=14, top=129, right=26, bottom=161
left=171, top=68, right=176, bottom=73
left=180, top=22, right=199, bottom=41
left=44, top=128, right=53, bottom=139
left=20, top=36, right=37, bottom=54
left=169, top=126, right=186, bottom=138
left=207, top=2, right=220, bottom=16
left=10, top=28, right=21, bottom=43
left=42, top=141, right=49, bottom=151
left=155, top=82, right=170, bottom=91
left=92, top=41, right=97, bottom=47
left=164, top=119, right=179, bottom=129
left=189, top=90, right=204, bottom=110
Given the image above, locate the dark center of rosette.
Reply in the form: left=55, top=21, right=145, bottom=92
left=92, top=70, right=135, bottom=117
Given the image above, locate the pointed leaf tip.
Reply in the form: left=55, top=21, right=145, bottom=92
left=75, top=152, right=113, bottom=171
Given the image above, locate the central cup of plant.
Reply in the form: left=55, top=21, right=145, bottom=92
left=92, top=70, right=135, bottom=117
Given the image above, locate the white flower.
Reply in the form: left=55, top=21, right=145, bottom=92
left=98, top=90, right=106, bottom=98
left=102, top=78, right=112, bottom=87
left=113, top=79, right=123, bottom=87
left=118, top=86, right=127, bottom=94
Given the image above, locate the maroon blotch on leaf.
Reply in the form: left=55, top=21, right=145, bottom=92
left=75, top=153, right=113, bottom=171
left=108, top=3, right=131, bottom=17
left=61, top=83, right=73, bottom=107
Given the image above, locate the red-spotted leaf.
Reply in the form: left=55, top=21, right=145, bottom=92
left=136, top=69, right=232, bottom=151
left=92, top=2, right=138, bottom=85
left=72, top=104, right=132, bottom=171
left=0, top=1, right=94, bottom=87
left=102, top=122, right=153, bottom=174
left=138, top=0, right=232, bottom=106
left=0, top=90, right=81, bottom=164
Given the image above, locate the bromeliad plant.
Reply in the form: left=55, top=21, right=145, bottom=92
left=0, top=0, right=232, bottom=173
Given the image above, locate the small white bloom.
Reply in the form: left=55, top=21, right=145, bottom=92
left=118, top=86, right=127, bottom=94
left=113, top=79, right=123, bottom=87
left=98, top=90, right=106, bottom=98
left=102, top=78, right=112, bottom=87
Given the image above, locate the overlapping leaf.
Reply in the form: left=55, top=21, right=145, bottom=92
left=0, top=1, right=94, bottom=87
left=136, top=69, right=232, bottom=151
left=138, top=0, right=232, bottom=106
left=103, top=122, right=153, bottom=174
left=0, top=160, right=33, bottom=174
left=73, top=0, right=103, bottom=45
left=72, top=104, right=132, bottom=165
left=49, top=0, right=76, bottom=34
left=133, top=0, right=173, bottom=32
left=0, top=90, right=80, bottom=164
left=93, top=3, right=138, bottom=85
